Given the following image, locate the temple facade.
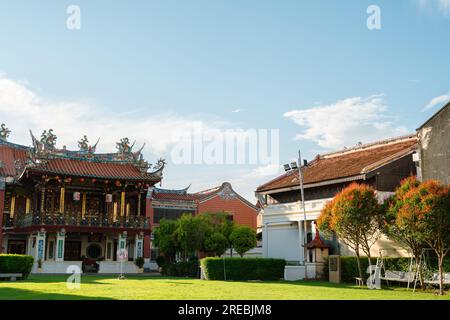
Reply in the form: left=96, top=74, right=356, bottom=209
left=0, top=125, right=165, bottom=273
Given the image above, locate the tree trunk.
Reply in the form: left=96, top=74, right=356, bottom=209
left=356, top=252, right=363, bottom=280
left=438, top=254, right=444, bottom=296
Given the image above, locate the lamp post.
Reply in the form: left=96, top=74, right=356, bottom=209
left=297, top=150, right=308, bottom=275
left=285, top=150, right=309, bottom=279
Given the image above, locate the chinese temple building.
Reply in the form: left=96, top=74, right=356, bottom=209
left=0, top=125, right=165, bottom=273
left=148, top=182, right=257, bottom=228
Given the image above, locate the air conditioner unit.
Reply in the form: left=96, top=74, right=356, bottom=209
left=412, top=152, right=420, bottom=162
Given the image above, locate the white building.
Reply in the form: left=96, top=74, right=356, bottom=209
left=256, top=135, right=419, bottom=279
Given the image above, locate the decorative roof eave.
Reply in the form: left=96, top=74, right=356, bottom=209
left=256, top=174, right=366, bottom=195
left=153, top=184, right=191, bottom=195
left=21, top=167, right=162, bottom=182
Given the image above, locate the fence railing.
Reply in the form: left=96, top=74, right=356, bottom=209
left=2, top=211, right=150, bottom=229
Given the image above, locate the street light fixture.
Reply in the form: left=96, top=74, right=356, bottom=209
left=284, top=150, right=309, bottom=277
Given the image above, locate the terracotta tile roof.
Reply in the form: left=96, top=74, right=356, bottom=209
left=306, top=230, right=330, bottom=249
left=27, top=157, right=161, bottom=181
left=257, top=135, right=418, bottom=193
left=0, top=144, right=28, bottom=177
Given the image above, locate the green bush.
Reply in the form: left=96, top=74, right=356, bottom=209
left=162, top=259, right=199, bottom=278
left=0, top=254, right=34, bottom=279
left=134, top=257, right=145, bottom=268
left=201, top=257, right=286, bottom=281
left=339, top=256, right=450, bottom=283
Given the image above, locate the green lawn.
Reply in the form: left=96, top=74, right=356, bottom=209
left=0, top=275, right=448, bottom=300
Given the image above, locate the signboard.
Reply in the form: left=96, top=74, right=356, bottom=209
left=38, top=239, right=44, bottom=260
left=117, top=249, right=128, bottom=262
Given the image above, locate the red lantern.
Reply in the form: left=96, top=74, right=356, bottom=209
left=92, top=178, right=96, bottom=183
left=80, top=178, right=85, bottom=183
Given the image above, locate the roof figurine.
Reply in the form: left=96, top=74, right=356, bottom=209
left=1, top=128, right=165, bottom=182
left=0, top=123, right=11, bottom=141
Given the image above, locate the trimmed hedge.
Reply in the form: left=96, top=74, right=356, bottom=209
left=162, top=260, right=199, bottom=278
left=0, top=254, right=34, bottom=279
left=340, top=256, right=450, bottom=283
left=201, top=257, right=286, bottom=281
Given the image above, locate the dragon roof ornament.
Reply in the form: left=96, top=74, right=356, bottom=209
left=0, top=123, right=11, bottom=141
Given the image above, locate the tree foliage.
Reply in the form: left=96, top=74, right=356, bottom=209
left=389, top=178, right=450, bottom=295
left=230, top=226, right=257, bottom=257
left=317, top=182, right=383, bottom=278
left=153, top=211, right=240, bottom=260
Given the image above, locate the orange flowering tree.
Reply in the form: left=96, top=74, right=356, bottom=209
left=393, top=179, right=450, bottom=295
left=317, top=183, right=383, bottom=279
left=383, top=176, right=426, bottom=287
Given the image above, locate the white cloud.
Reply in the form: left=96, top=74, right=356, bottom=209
left=422, top=93, right=450, bottom=111
left=0, top=74, right=221, bottom=157
left=245, top=163, right=281, bottom=179
left=417, top=0, right=450, bottom=16
left=231, top=108, right=242, bottom=113
left=284, top=95, right=408, bottom=150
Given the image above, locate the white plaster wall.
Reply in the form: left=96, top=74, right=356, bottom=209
left=284, top=266, right=306, bottom=281
left=265, top=224, right=302, bottom=262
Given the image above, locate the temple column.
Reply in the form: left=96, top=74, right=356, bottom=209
left=137, top=192, right=142, bottom=217
left=120, top=191, right=126, bottom=218
left=40, top=186, right=46, bottom=211
left=81, top=192, right=87, bottom=220
left=0, top=178, right=5, bottom=253
left=59, top=187, right=65, bottom=214
left=55, top=229, right=66, bottom=262
left=10, top=195, right=16, bottom=219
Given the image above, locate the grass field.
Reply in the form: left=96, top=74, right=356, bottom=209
left=0, top=275, right=449, bottom=300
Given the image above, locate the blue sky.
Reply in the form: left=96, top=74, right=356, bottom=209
left=0, top=0, right=449, bottom=201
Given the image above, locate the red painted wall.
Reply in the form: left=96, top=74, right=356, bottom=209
left=144, top=196, right=153, bottom=259
left=198, top=195, right=257, bottom=230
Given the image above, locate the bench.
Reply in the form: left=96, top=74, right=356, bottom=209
left=380, top=270, right=415, bottom=284
left=424, top=273, right=450, bottom=285
left=354, top=277, right=364, bottom=287
left=0, top=273, right=22, bottom=281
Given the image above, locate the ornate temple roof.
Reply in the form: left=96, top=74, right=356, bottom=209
left=150, top=182, right=257, bottom=210
left=0, top=124, right=164, bottom=182
left=256, top=134, right=418, bottom=193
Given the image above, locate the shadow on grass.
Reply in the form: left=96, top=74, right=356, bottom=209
left=0, top=287, right=113, bottom=300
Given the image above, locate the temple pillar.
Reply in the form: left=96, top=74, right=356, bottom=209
left=0, top=178, right=5, bottom=253
left=55, top=229, right=66, bottom=262
left=120, top=191, right=126, bottom=217
left=10, top=195, right=16, bottom=219
left=81, top=192, right=87, bottom=219
left=59, top=187, right=65, bottom=214
left=40, top=186, right=45, bottom=212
